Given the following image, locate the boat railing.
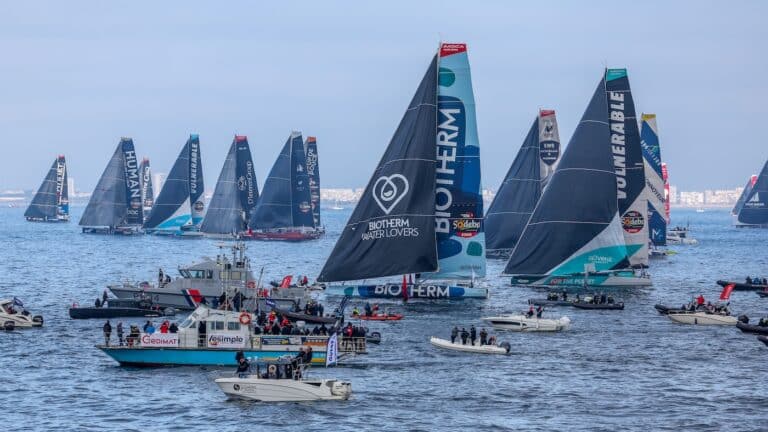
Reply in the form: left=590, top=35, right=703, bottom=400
left=339, top=336, right=366, bottom=353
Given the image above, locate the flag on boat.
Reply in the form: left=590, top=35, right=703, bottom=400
left=12, top=297, right=23, bottom=307
left=325, top=332, right=338, bottom=367
left=279, top=276, right=292, bottom=288
left=719, top=284, right=735, bottom=301
left=401, top=275, right=408, bottom=302
left=265, top=298, right=276, bottom=308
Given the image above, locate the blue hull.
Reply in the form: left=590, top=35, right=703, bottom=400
left=325, top=283, right=488, bottom=299
left=98, top=346, right=327, bottom=367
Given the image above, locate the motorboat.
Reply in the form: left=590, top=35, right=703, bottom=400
left=527, top=293, right=574, bottom=307
left=271, top=307, right=339, bottom=325
left=215, top=357, right=351, bottom=402
left=0, top=298, right=43, bottom=330
left=98, top=304, right=367, bottom=367
left=735, top=316, right=768, bottom=335
left=716, top=279, right=768, bottom=291
left=481, top=314, right=571, bottom=332
left=654, top=304, right=687, bottom=315
left=666, top=311, right=737, bottom=325
left=667, top=228, right=698, bottom=245
left=351, top=312, right=403, bottom=321
left=365, top=331, right=382, bottom=345
left=572, top=301, right=625, bottom=310
left=108, top=242, right=308, bottom=311
left=69, top=297, right=175, bottom=319
left=758, top=336, right=768, bottom=347
left=429, top=336, right=510, bottom=355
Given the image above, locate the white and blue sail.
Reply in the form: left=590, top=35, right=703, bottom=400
left=144, top=134, right=205, bottom=234
left=80, top=138, right=143, bottom=232
left=485, top=110, right=561, bottom=258
left=428, top=43, right=486, bottom=279
left=201, top=135, right=259, bottom=235
left=318, top=43, right=488, bottom=299
left=640, top=114, right=667, bottom=246
left=304, top=136, right=322, bottom=228
left=249, top=132, right=315, bottom=231
left=735, top=160, right=768, bottom=227
left=25, top=155, right=69, bottom=222
left=733, top=175, right=757, bottom=216
left=504, top=75, right=650, bottom=288
left=605, top=69, right=648, bottom=267
left=139, top=157, right=154, bottom=221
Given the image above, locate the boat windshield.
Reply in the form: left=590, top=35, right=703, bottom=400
left=180, top=315, right=196, bottom=328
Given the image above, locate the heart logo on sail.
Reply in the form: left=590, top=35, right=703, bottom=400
left=372, top=174, right=409, bottom=215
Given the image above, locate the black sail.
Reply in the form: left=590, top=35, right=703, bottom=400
left=305, top=136, right=321, bottom=227
left=737, top=159, right=768, bottom=226
left=79, top=139, right=133, bottom=228
left=317, top=55, right=438, bottom=282
left=25, top=157, right=61, bottom=220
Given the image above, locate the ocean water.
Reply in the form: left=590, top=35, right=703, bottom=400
left=1, top=207, right=766, bottom=431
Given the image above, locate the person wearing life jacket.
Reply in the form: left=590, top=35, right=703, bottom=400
left=352, top=306, right=360, bottom=317
left=364, top=302, right=372, bottom=317
left=160, top=321, right=169, bottom=333
left=696, top=294, right=705, bottom=306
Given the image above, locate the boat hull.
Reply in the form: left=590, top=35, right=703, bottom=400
left=481, top=315, right=570, bottom=332
left=527, top=298, right=574, bottom=307
left=736, top=322, right=768, bottom=335
left=109, top=285, right=298, bottom=311
left=242, top=230, right=323, bottom=242
left=351, top=313, right=403, bottom=321
left=716, top=280, right=768, bottom=291
left=324, top=284, right=488, bottom=299
left=98, top=346, right=328, bottom=367
left=215, top=377, right=350, bottom=402
left=511, top=273, right=652, bottom=288
left=759, top=336, right=768, bottom=347
left=572, top=302, right=624, bottom=310
left=429, top=337, right=509, bottom=354
left=69, top=307, right=166, bottom=319
left=666, top=313, right=737, bottom=325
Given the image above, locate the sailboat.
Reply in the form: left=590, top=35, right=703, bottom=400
left=201, top=135, right=259, bottom=236
left=144, top=134, right=205, bottom=236
left=732, top=175, right=757, bottom=216
left=25, top=155, right=69, bottom=222
left=485, top=110, right=561, bottom=259
left=80, top=138, right=144, bottom=234
left=317, top=43, right=488, bottom=299
left=245, top=131, right=321, bottom=241
left=139, top=158, right=154, bottom=222
left=503, top=71, right=652, bottom=288
left=640, top=114, right=668, bottom=258
left=304, top=136, right=324, bottom=232
left=734, top=159, right=768, bottom=227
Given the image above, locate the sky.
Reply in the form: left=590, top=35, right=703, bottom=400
left=1, top=1, right=766, bottom=192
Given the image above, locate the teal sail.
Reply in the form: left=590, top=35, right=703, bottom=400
left=429, top=42, right=485, bottom=279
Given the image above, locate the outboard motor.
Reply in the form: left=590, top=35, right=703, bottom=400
left=330, top=381, right=352, bottom=399
left=499, top=341, right=511, bottom=353
left=3, top=321, right=15, bottom=331
left=32, top=315, right=44, bottom=325
left=738, top=315, right=749, bottom=324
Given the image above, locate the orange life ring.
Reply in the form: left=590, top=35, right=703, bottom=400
left=239, top=312, right=252, bottom=325
left=247, top=281, right=256, bottom=289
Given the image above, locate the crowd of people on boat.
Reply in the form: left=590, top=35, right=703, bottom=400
left=680, top=294, right=731, bottom=315
left=745, top=276, right=768, bottom=285
left=546, top=291, right=569, bottom=301
left=525, top=305, right=545, bottom=318
left=582, top=293, right=615, bottom=305
left=234, top=347, right=315, bottom=380
left=450, top=325, right=496, bottom=346
left=101, top=319, right=180, bottom=346
left=351, top=302, right=381, bottom=317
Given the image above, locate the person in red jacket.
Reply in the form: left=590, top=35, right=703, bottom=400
left=696, top=294, right=705, bottom=306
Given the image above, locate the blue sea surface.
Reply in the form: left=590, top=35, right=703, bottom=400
left=0, top=207, right=766, bottom=431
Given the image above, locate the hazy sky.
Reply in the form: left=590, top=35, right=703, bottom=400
left=1, top=1, right=766, bottom=192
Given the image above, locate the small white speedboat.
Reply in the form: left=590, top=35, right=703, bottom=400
left=215, top=359, right=351, bottom=402
left=0, top=298, right=43, bottom=330
left=482, top=314, right=571, bottom=332
left=429, top=337, right=510, bottom=355
left=666, top=312, right=737, bottom=326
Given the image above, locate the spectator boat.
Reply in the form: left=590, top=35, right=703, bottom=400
left=666, top=311, right=737, bottom=325
left=0, top=298, right=43, bottom=330
left=429, top=336, right=510, bottom=355
left=481, top=314, right=570, bottom=332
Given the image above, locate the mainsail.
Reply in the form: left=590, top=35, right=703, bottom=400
left=139, top=158, right=154, bottom=220
left=304, top=136, right=321, bottom=228
left=25, top=155, right=69, bottom=222
left=80, top=138, right=142, bottom=229
left=144, top=135, right=204, bottom=232
left=733, top=175, right=757, bottom=216
left=503, top=77, right=630, bottom=276
left=605, top=69, right=648, bottom=267
left=201, top=135, right=259, bottom=234
left=429, top=43, right=485, bottom=279
left=317, top=54, right=438, bottom=282
left=736, top=160, right=768, bottom=226
left=640, top=114, right=667, bottom=246
left=249, top=132, right=315, bottom=230
left=485, top=110, right=561, bottom=258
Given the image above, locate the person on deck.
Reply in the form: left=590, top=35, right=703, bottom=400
left=158, top=268, right=164, bottom=287
left=169, top=322, right=178, bottom=333
left=102, top=290, right=108, bottom=305
left=160, top=321, right=169, bottom=333
left=94, top=298, right=101, bottom=308
left=526, top=305, right=534, bottom=319
left=746, top=276, right=753, bottom=284
left=116, top=322, right=124, bottom=346
left=103, top=320, right=112, bottom=346
left=536, top=305, right=544, bottom=319
left=479, top=328, right=488, bottom=345
left=460, top=328, right=469, bottom=345
left=451, top=326, right=459, bottom=344
left=470, top=325, right=477, bottom=346
left=364, top=302, right=372, bottom=317
left=236, top=356, right=250, bottom=377
left=696, top=294, right=705, bottom=306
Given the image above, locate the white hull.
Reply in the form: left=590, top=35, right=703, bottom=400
left=482, top=315, right=571, bottom=332
left=215, top=377, right=351, bottom=402
left=0, top=313, right=42, bottom=328
left=666, top=312, right=737, bottom=325
left=429, top=337, right=510, bottom=354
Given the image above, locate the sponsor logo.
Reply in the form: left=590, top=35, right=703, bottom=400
left=296, top=164, right=303, bottom=173
left=436, top=96, right=465, bottom=234
left=607, top=88, right=628, bottom=200
left=453, top=213, right=481, bottom=238
left=237, top=176, right=247, bottom=191
left=372, top=174, right=409, bottom=215
left=55, top=161, right=66, bottom=199
left=207, top=333, right=245, bottom=348
left=305, top=148, right=317, bottom=176
left=140, top=333, right=179, bottom=346
left=622, top=210, right=645, bottom=233
left=189, top=140, right=199, bottom=195
left=539, top=113, right=560, bottom=166
left=194, top=201, right=205, bottom=212
left=299, top=201, right=311, bottom=213
left=233, top=384, right=240, bottom=391
left=123, top=149, right=141, bottom=201
left=362, top=217, right=419, bottom=241
left=372, top=284, right=450, bottom=298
